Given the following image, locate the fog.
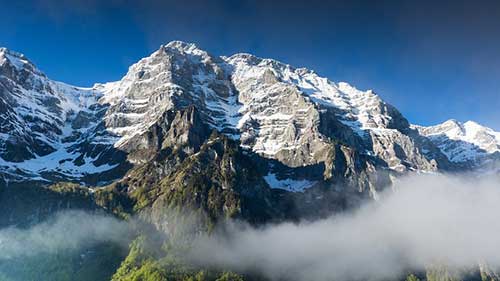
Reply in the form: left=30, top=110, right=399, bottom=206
left=1, top=174, right=500, bottom=281
left=0, top=210, right=130, bottom=260
left=190, top=174, right=500, bottom=280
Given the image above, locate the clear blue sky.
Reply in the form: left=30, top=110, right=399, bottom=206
left=1, top=0, right=499, bottom=129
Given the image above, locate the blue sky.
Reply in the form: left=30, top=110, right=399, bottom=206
left=1, top=0, right=499, bottom=129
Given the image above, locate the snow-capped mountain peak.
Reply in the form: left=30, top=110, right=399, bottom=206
left=93, top=41, right=229, bottom=148
left=415, top=119, right=500, bottom=163
left=0, top=47, right=45, bottom=78
left=163, top=40, right=210, bottom=57
left=0, top=48, right=28, bottom=70
left=225, top=52, right=405, bottom=135
left=458, top=121, right=500, bottom=153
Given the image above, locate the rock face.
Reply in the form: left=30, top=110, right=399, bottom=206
left=0, top=41, right=499, bottom=194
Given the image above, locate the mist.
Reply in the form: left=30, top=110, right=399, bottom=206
left=1, top=174, right=500, bottom=281
left=0, top=210, right=130, bottom=260
left=190, top=174, right=500, bottom=281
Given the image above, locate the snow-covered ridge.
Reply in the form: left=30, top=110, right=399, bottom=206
left=0, top=47, right=47, bottom=77
left=92, top=41, right=219, bottom=147
left=94, top=42, right=399, bottom=155
left=226, top=53, right=394, bottom=134
left=224, top=51, right=423, bottom=171
left=0, top=47, right=29, bottom=70
left=414, top=119, right=500, bottom=163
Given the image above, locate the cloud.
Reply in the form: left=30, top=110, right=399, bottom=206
left=0, top=210, right=130, bottom=260
left=2, top=174, right=500, bottom=281
left=189, top=174, right=500, bottom=280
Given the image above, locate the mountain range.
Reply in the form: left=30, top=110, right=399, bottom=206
left=1, top=41, right=499, bottom=281
left=1, top=41, right=498, bottom=188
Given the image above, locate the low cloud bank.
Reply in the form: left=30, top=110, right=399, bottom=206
left=0, top=210, right=130, bottom=260
left=1, top=174, right=500, bottom=281
left=190, top=174, right=500, bottom=280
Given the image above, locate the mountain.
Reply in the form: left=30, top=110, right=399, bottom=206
left=414, top=119, right=500, bottom=168
left=1, top=41, right=500, bottom=281
left=0, top=47, right=125, bottom=184
left=2, top=41, right=498, bottom=189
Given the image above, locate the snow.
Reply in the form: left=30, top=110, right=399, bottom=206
left=225, top=52, right=397, bottom=142
left=3, top=41, right=498, bottom=183
left=264, top=172, right=315, bottom=192
left=415, top=119, right=500, bottom=163
left=0, top=48, right=29, bottom=70
left=463, top=121, right=500, bottom=149
left=0, top=49, right=118, bottom=182
left=0, top=147, right=118, bottom=178
left=224, top=52, right=396, bottom=160
left=1, top=44, right=404, bottom=170
left=193, top=70, right=243, bottom=138
left=0, top=105, right=119, bottom=182
left=165, top=41, right=211, bottom=60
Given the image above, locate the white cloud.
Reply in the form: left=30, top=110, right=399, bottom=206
left=0, top=210, right=130, bottom=260
left=189, top=174, right=500, bottom=280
